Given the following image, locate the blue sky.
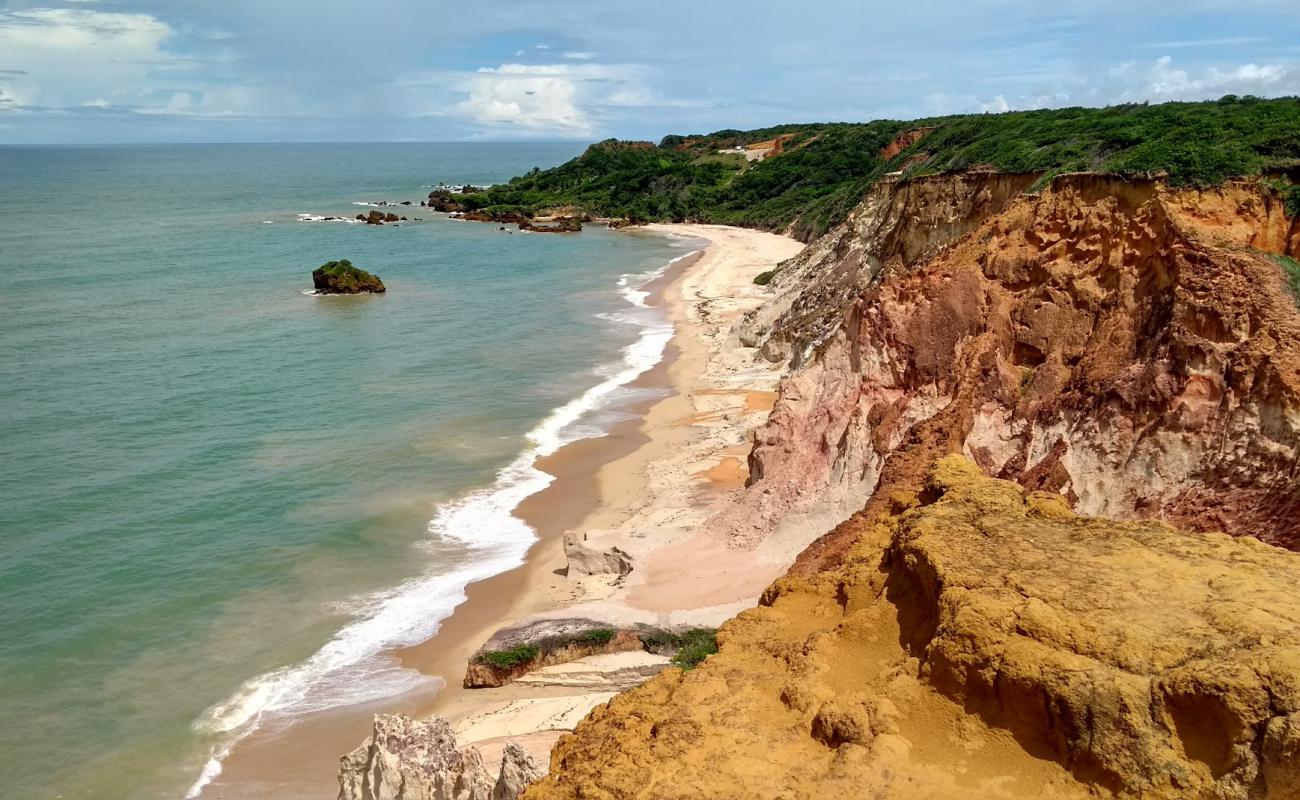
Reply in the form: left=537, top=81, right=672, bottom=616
left=0, top=0, right=1297, bottom=143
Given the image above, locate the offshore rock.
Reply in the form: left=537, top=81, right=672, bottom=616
left=312, top=259, right=386, bottom=294
left=338, top=714, right=538, bottom=800
left=519, top=217, right=582, bottom=234
left=524, top=458, right=1300, bottom=800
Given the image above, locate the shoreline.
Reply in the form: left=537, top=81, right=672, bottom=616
left=414, top=224, right=809, bottom=760
left=203, top=225, right=804, bottom=797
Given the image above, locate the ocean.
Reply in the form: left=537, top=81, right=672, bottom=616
left=0, top=143, right=695, bottom=798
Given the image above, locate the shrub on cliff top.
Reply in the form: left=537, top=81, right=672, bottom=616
left=573, top=628, right=616, bottom=645
left=477, top=644, right=541, bottom=669
left=668, top=629, right=718, bottom=670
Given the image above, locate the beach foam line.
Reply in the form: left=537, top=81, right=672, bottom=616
left=184, top=245, right=703, bottom=799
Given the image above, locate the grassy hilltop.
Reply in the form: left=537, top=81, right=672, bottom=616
left=462, top=96, right=1300, bottom=241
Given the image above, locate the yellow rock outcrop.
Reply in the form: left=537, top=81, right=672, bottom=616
left=526, top=458, right=1300, bottom=799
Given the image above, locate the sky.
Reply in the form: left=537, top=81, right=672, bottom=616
left=0, top=0, right=1297, bottom=144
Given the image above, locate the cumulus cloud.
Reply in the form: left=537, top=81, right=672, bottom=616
left=458, top=63, right=595, bottom=133
left=0, top=8, right=174, bottom=108
left=1104, top=55, right=1296, bottom=101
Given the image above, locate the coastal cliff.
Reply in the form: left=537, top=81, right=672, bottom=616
left=334, top=103, right=1300, bottom=798
left=720, top=172, right=1300, bottom=559
left=526, top=457, right=1300, bottom=799
left=512, top=172, right=1300, bottom=797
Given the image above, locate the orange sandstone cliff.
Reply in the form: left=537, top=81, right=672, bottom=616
left=725, top=174, right=1300, bottom=559
left=527, top=458, right=1300, bottom=799
left=521, top=173, right=1300, bottom=798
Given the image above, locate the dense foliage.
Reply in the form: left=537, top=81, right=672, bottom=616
left=464, top=97, right=1300, bottom=241
left=667, top=628, right=719, bottom=670
left=477, top=644, right=541, bottom=668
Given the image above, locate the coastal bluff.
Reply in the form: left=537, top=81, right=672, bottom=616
left=312, top=259, right=386, bottom=294
left=526, top=458, right=1300, bottom=800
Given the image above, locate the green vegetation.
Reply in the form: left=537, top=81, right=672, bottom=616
left=476, top=628, right=618, bottom=671
left=571, top=628, right=616, bottom=646
left=753, top=269, right=779, bottom=286
left=464, top=97, right=1300, bottom=242
left=1274, top=254, right=1300, bottom=304
left=639, top=626, right=719, bottom=669
left=311, top=259, right=385, bottom=294
left=477, top=645, right=541, bottom=669
left=668, top=628, right=719, bottom=670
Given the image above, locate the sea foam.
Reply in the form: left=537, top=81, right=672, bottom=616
left=184, top=247, right=699, bottom=799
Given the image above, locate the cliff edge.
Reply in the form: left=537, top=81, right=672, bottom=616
left=720, top=174, right=1300, bottom=559
left=526, top=457, right=1300, bottom=800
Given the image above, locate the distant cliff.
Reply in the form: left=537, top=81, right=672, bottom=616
left=457, top=97, right=1300, bottom=241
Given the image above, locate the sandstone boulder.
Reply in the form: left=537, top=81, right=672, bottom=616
left=338, top=714, right=538, bottom=800
left=562, top=530, right=632, bottom=577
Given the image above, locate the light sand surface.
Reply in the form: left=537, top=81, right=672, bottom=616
left=203, top=225, right=807, bottom=796
left=420, top=224, right=813, bottom=762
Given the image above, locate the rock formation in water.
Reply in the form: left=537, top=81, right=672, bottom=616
left=519, top=217, right=582, bottom=234
left=526, top=457, right=1300, bottom=800
left=312, top=259, right=386, bottom=294
left=338, top=714, right=539, bottom=800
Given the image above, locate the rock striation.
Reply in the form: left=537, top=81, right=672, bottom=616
left=724, top=173, right=1300, bottom=557
left=338, top=714, right=539, bottom=800
left=525, top=458, right=1300, bottom=800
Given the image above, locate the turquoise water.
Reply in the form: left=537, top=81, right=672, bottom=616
left=0, top=144, right=692, bottom=798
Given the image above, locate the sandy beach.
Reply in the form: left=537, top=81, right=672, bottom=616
left=205, top=224, right=805, bottom=796
left=412, top=223, right=809, bottom=766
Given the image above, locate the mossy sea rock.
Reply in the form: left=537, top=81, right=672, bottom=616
left=311, top=260, right=386, bottom=294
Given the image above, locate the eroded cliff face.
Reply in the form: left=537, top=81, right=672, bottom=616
left=719, top=174, right=1300, bottom=559
left=525, top=458, right=1300, bottom=800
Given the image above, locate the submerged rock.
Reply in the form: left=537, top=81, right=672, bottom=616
left=311, top=259, right=386, bottom=294
left=337, top=714, right=538, bottom=800
left=519, top=217, right=582, bottom=234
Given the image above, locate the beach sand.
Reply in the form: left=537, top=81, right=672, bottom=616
left=203, top=224, right=805, bottom=797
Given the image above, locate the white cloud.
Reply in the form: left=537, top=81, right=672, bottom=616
left=981, top=94, right=1010, bottom=113
left=0, top=8, right=173, bottom=108
left=564, top=51, right=596, bottom=60
left=1105, top=55, right=1295, bottom=100
left=456, top=62, right=642, bottom=134
left=458, top=64, right=592, bottom=133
